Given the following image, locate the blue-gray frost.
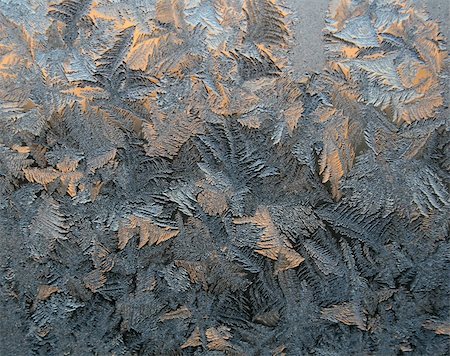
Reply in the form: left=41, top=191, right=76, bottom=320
left=0, top=0, right=449, bottom=355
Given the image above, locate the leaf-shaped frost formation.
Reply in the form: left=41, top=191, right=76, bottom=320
left=29, top=195, right=69, bottom=244
left=321, top=302, right=367, bottom=330
left=325, top=0, right=446, bottom=123
left=234, top=207, right=305, bottom=272
left=243, top=0, right=289, bottom=48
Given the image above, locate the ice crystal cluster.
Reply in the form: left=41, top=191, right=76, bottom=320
left=0, top=0, right=449, bottom=354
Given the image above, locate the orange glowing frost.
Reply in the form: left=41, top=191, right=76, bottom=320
left=319, top=116, right=355, bottom=199
left=321, top=302, right=367, bottom=331
left=325, top=0, right=446, bottom=124
left=181, top=326, right=203, bottom=349
left=234, top=207, right=305, bottom=272
left=117, top=215, right=179, bottom=250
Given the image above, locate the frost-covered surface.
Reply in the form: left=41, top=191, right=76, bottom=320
left=0, top=0, right=449, bottom=355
